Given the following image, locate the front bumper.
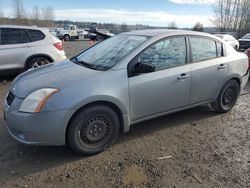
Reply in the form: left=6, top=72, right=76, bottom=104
left=242, top=70, right=249, bottom=89
left=3, top=96, right=74, bottom=146
left=52, top=51, right=67, bottom=62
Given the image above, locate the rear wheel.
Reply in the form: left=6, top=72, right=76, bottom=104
left=64, top=35, right=70, bottom=41
left=67, top=105, right=120, bottom=155
left=27, top=57, right=50, bottom=70
left=211, top=80, right=240, bottom=113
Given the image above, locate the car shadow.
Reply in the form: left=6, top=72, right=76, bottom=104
left=116, top=105, right=218, bottom=145
left=0, top=104, right=219, bottom=184
left=0, top=72, right=20, bottom=82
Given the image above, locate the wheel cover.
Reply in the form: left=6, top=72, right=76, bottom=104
left=32, top=60, right=49, bottom=68
left=78, top=116, right=112, bottom=147
left=222, top=87, right=234, bottom=105
left=65, top=36, right=70, bottom=40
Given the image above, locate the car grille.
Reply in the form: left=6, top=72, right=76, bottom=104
left=6, top=92, right=15, bottom=106
left=239, top=41, right=250, bottom=47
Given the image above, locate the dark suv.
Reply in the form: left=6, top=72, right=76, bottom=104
left=239, top=33, right=250, bottom=51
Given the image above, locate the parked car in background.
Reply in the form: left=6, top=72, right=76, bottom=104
left=215, top=34, right=239, bottom=50
left=245, top=48, right=250, bottom=69
left=84, top=31, right=114, bottom=41
left=49, top=28, right=62, bottom=37
left=84, top=32, right=99, bottom=41
left=0, top=25, right=66, bottom=71
left=77, top=30, right=88, bottom=37
left=3, top=30, right=249, bottom=155
left=239, top=33, right=250, bottom=51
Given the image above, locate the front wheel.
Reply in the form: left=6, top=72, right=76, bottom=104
left=211, top=80, right=240, bottom=113
left=67, top=105, right=120, bottom=155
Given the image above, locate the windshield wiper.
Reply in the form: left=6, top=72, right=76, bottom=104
left=72, top=58, right=100, bottom=70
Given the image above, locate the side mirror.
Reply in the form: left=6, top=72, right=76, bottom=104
left=134, top=62, right=155, bottom=74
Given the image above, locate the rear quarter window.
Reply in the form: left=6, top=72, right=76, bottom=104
left=28, top=29, right=45, bottom=42
left=216, top=42, right=224, bottom=57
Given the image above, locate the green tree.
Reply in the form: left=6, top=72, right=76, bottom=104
left=168, top=21, right=177, bottom=29
left=193, top=22, right=204, bottom=32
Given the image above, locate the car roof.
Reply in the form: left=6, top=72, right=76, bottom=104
left=215, top=34, right=234, bottom=37
left=123, top=29, right=215, bottom=38
left=214, top=34, right=224, bottom=37
left=0, top=25, right=48, bottom=31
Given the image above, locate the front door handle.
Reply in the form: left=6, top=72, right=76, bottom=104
left=177, top=73, right=190, bottom=80
left=218, top=64, right=226, bottom=70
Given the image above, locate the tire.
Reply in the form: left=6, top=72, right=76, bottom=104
left=27, top=57, right=50, bottom=70
left=67, top=105, right=120, bottom=155
left=211, top=80, right=240, bottom=113
left=64, top=35, right=70, bottom=41
left=96, top=35, right=102, bottom=41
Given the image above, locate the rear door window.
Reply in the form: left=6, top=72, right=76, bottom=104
left=28, top=29, right=45, bottom=42
left=22, top=29, right=31, bottom=43
left=190, top=37, right=217, bottom=62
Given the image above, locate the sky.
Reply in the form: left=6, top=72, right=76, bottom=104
left=0, top=0, right=216, bottom=28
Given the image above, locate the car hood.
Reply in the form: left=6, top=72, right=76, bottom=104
left=11, top=60, right=100, bottom=98
left=238, top=39, right=250, bottom=42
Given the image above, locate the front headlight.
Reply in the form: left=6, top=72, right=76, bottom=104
left=19, top=88, right=59, bottom=113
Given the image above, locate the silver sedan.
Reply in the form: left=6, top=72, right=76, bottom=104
left=3, top=29, right=249, bottom=155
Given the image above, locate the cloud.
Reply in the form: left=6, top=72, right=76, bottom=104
left=55, top=8, right=214, bottom=28
left=169, top=0, right=215, bottom=4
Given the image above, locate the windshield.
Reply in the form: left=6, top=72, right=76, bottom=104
left=75, top=34, right=147, bottom=70
left=242, top=34, right=250, bottom=39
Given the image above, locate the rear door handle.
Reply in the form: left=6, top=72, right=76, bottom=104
left=218, top=64, right=226, bottom=70
left=177, top=73, right=190, bottom=80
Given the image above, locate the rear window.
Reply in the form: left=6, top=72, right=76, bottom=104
left=28, top=29, right=45, bottom=42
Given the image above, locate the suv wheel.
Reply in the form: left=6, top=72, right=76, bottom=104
left=212, top=80, right=240, bottom=113
left=27, top=57, right=50, bottom=70
left=67, top=105, right=120, bottom=155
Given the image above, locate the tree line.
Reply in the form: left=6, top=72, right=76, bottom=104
left=213, top=0, right=250, bottom=37
left=2, top=0, right=249, bottom=37
left=0, top=0, right=205, bottom=33
left=0, top=0, right=55, bottom=27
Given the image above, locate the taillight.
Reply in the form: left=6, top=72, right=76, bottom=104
left=53, top=42, right=63, bottom=51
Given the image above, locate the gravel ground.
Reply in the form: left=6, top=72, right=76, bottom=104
left=0, top=41, right=249, bottom=187
left=63, top=40, right=96, bottom=58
